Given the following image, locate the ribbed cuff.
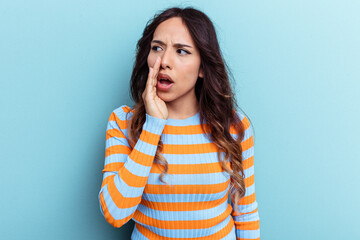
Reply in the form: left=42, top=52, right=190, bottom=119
left=143, top=113, right=167, bottom=135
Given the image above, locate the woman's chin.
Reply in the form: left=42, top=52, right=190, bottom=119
left=157, top=92, right=173, bottom=103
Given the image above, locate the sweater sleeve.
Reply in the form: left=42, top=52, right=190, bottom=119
left=98, top=105, right=167, bottom=228
left=230, top=114, right=260, bottom=239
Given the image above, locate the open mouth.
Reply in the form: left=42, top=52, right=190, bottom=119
left=157, top=73, right=174, bottom=85
left=159, top=79, right=173, bottom=85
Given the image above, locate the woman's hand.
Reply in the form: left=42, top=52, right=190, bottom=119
left=142, top=56, right=168, bottom=120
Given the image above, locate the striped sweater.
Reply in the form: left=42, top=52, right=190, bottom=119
left=98, top=105, right=260, bottom=239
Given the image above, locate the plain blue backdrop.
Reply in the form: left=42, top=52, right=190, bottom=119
left=1, top=0, right=359, bottom=239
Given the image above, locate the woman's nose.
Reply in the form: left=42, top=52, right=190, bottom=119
left=160, top=49, right=172, bottom=69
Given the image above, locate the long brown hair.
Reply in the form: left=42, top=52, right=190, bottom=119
left=125, top=6, right=251, bottom=214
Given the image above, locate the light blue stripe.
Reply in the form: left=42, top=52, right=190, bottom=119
left=123, top=156, right=152, bottom=177
left=159, top=129, right=252, bottom=145
left=105, top=135, right=130, bottom=148
left=244, top=184, right=255, bottom=197
left=142, top=185, right=230, bottom=203
left=119, top=128, right=130, bottom=139
left=163, top=151, right=227, bottom=164
left=113, top=173, right=146, bottom=198
left=243, top=147, right=254, bottom=160
left=113, top=105, right=133, bottom=121
left=147, top=172, right=230, bottom=185
left=221, top=224, right=236, bottom=240
left=233, top=211, right=259, bottom=222
left=101, top=184, right=138, bottom=220
left=102, top=171, right=116, bottom=180
left=234, top=201, right=258, bottom=214
left=104, top=153, right=127, bottom=166
left=228, top=185, right=255, bottom=207
left=136, top=200, right=229, bottom=221
left=244, top=125, right=253, bottom=139
left=235, top=111, right=245, bottom=121
left=162, top=133, right=212, bottom=144
left=243, top=165, right=254, bottom=178
left=107, top=120, right=120, bottom=131
left=235, top=228, right=260, bottom=239
left=143, top=114, right=167, bottom=135
left=133, top=214, right=233, bottom=238
left=104, top=154, right=152, bottom=178
left=134, top=138, right=159, bottom=151
left=165, top=111, right=201, bottom=126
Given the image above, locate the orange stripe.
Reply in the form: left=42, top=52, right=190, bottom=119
left=107, top=118, right=160, bottom=146
left=128, top=148, right=156, bottom=167
left=108, top=111, right=118, bottom=122
left=150, top=161, right=231, bottom=174
left=103, top=161, right=232, bottom=174
left=242, top=156, right=254, bottom=170
left=234, top=219, right=260, bottom=231
left=230, top=190, right=256, bottom=206
left=162, top=142, right=218, bottom=154
left=134, top=203, right=232, bottom=229
left=136, top=214, right=235, bottom=239
left=241, top=136, right=253, bottom=152
left=101, top=174, right=115, bottom=189
left=163, top=124, right=208, bottom=135
left=110, top=109, right=129, bottom=130
left=105, top=144, right=131, bottom=158
left=245, top=174, right=254, bottom=188
left=230, top=192, right=256, bottom=206
left=106, top=128, right=125, bottom=140
left=108, top=110, right=131, bottom=134
left=99, top=191, right=134, bottom=228
left=139, top=129, right=162, bottom=146
left=140, top=192, right=229, bottom=211
left=157, top=136, right=252, bottom=155
left=122, top=105, right=134, bottom=113
left=238, top=192, right=256, bottom=205
left=144, top=179, right=230, bottom=195
left=106, top=175, right=142, bottom=208
left=118, top=163, right=149, bottom=188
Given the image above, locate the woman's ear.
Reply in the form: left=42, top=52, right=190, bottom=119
left=199, top=68, right=204, bottom=78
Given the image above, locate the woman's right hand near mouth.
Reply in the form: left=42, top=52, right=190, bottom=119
left=142, top=56, right=168, bottom=120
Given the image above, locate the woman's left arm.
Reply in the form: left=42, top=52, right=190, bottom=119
left=230, top=114, right=260, bottom=239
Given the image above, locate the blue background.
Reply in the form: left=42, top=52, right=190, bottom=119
left=1, top=0, right=359, bottom=239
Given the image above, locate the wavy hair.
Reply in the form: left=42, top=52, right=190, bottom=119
left=125, top=6, right=250, bottom=214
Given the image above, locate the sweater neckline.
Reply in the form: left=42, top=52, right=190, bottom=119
left=166, top=110, right=200, bottom=126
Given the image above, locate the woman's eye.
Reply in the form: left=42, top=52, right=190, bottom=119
left=177, top=49, right=190, bottom=55
left=152, top=46, right=162, bottom=51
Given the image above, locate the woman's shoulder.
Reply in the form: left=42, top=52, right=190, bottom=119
left=231, top=109, right=254, bottom=137
left=233, top=109, right=251, bottom=127
left=111, top=104, right=135, bottom=121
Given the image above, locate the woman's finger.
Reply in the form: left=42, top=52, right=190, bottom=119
left=152, top=57, right=161, bottom=86
left=146, top=67, right=153, bottom=89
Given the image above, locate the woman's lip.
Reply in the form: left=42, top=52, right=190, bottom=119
left=157, top=73, right=174, bottom=83
left=157, top=80, right=174, bottom=91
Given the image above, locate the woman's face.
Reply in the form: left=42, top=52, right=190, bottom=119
left=147, top=17, right=203, bottom=103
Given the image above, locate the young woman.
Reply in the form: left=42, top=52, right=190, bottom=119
left=98, top=6, right=260, bottom=240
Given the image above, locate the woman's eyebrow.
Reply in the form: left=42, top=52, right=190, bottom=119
left=151, top=40, right=193, bottom=48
